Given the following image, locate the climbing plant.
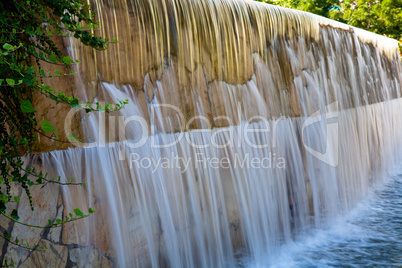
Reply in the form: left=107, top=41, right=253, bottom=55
left=0, top=0, right=127, bottom=265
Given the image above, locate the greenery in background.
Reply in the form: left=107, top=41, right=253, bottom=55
left=0, top=0, right=126, bottom=265
left=258, top=0, right=402, bottom=55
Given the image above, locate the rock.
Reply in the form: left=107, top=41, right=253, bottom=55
left=69, top=246, right=112, bottom=268
left=47, top=203, right=63, bottom=243
left=2, top=246, right=30, bottom=267
left=6, top=184, right=60, bottom=249
left=69, top=247, right=90, bottom=267
left=19, top=240, right=68, bottom=268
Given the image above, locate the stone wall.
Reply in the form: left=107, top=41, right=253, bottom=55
left=32, top=0, right=402, bottom=153
left=4, top=0, right=402, bottom=267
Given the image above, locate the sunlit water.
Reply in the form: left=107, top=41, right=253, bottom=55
left=241, top=170, right=402, bottom=268
left=8, top=0, right=402, bottom=266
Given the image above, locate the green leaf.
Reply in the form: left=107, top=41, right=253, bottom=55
left=49, top=54, right=57, bottom=63
left=11, top=209, right=19, bottom=221
left=0, top=194, right=7, bottom=203
left=3, top=43, right=14, bottom=51
left=41, top=120, right=57, bottom=132
left=13, top=196, right=20, bottom=202
left=20, top=99, right=36, bottom=113
left=6, top=78, right=15, bottom=86
left=69, top=133, right=77, bottom=141
left=54, top=70, right=60, bottom=76
left=70, top=99, right=81, bottom=109
left=73, top=208, right=84, bottom=217
left=62, top=56, right=72, bottom=65
left=88, top=208, right=95, bottom=214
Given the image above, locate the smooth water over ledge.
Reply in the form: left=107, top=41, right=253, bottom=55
left=242, top=169, right=402, bottom=268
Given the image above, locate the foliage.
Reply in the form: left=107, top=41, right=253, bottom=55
left=262, top=0, right=339, bottom=17
left=258, top=0, right=402, bottom=54
left=0, top=0, right=127, bottom=264
left=328, top=0, right=402, bottom=41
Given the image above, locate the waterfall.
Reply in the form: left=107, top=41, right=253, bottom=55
left=5, top=0, right=402, bottom=267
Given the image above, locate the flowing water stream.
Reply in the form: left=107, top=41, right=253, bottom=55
left=6, top=0, right=402, bottom=267
left=37, top=92, right=402, bottom=267
left=242, top=170, right=402, bottom=267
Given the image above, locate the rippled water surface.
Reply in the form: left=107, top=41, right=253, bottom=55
left=244, top=172, right=402, bottom=268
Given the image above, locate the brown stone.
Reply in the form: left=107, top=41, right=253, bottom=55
left=19, top=240, right=68, bottom=268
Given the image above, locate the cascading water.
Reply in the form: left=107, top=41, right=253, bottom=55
left=4, top=0, right=402, bottom=267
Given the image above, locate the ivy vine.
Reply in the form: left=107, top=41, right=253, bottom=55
left=0, top=0, right=126, bottom=265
